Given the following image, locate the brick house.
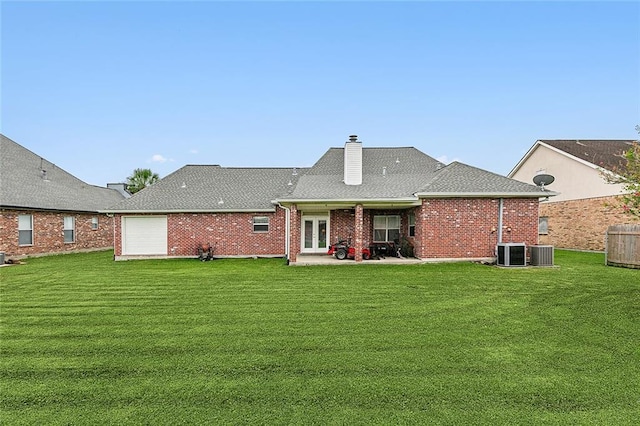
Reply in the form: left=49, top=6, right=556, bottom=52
left=508, top=139, right=639, bottom=251
left=0, top=135, right=127, bottom=259
left=106, top=135, right=547, bottom=263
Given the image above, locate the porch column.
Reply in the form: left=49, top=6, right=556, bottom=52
left=415, top=199, right=428, bottom=259
left=289, top=204, right=300, bottom=263
left=354, top=204, right=364, bottom=262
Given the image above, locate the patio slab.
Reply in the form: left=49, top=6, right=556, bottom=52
left=292, top=254, right=425, bottom=266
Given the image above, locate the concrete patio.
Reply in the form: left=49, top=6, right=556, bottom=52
left=291, top=254, right=496, bottom=266
left=292, top=254, right=426, bottom=266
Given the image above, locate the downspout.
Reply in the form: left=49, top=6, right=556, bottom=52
left=106, top=213, right=116, bottom=260
left=497, top=198, right=504, bottom=244
left=277, top=203, right=290, bottom=261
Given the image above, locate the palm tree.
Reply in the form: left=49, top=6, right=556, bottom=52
left=126, top=168, right=159, bottom=194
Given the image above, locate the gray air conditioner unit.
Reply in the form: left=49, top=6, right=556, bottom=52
left=530, top=245, right=554, bottom=266
left=497, top=243, right=526, bottom=267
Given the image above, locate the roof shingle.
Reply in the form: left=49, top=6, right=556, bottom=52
left=0, top=135, right=125, bottom=212
left=541, top=139, right=637, bottom=172
left=105, top=144, right=546, bottom=213
left=106, top=165, right=304, bottom=212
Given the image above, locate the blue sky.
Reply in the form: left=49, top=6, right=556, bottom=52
left=2, top=1, right=639, bottom=186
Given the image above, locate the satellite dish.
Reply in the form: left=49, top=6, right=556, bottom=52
left=533, top=173, right=555, bottom=189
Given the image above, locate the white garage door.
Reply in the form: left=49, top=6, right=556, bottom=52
left=122, top=216, right=168, bottom=255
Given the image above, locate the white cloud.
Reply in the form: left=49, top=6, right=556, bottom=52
left=189, top=149, right=199, bottom=154
left=148, top=154, right=174, bottom=163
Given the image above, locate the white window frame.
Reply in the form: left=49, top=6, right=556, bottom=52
left=18, top=214, right=33, bottom=246
left=253, top=216, right=269, bottom=233
left=373, top=215, right=401, bottom=242
left=408, top=214, right=416, bottom=237
left=64, top=216, right=75, bottom=243
left=91, top=217, right=99, bottom=230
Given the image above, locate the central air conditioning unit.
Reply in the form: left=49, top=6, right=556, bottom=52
left=497, top=243, right=526, bottom=267
left=530, top=245, right=554, bottom=266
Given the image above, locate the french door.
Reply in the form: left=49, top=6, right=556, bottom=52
left=301, top=215, right=329, bottom=253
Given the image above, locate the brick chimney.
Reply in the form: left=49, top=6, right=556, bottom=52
left=344, top=134, right=362, bottom=185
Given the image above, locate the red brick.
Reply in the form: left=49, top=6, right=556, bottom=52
left=0, top=209, right=114, bottom=258
left=539, top=196, right=639, bottom=251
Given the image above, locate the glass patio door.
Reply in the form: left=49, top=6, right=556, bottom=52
left=302, top=216, right=328, bottom=253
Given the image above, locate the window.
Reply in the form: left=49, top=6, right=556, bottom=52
left=373, top=215, right=400, bottom=242
left=91, top=217, right=99, bottom=230
left=539, top=216, right=549, bottom=235
left=64, top=216, right=75, bottom=243
left=408, top=214, right=416, bottom=237
left=253, top=216, right=269, bottom=232
left=18, top=214, right=33, bottom=246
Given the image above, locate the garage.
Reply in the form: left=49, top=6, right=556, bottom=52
left=122, top=216, right=168, bottom=255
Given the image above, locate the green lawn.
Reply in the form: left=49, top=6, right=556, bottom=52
left=1, top=251, right=639, bottom=425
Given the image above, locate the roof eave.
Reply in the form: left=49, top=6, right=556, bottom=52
left=509, top=140, right=624, bottom=177
left=1, top=204, right=101, bottom=213
left=273, top=197, right=420, bottom=204
left=100, top=208, right=277, bottom=214
left=508, top=140, right=544, bottom=178
left=414, top=191, right=559, bottom=199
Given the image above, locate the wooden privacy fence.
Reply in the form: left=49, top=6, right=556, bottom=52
left=606, top=224, right=640, bottom=269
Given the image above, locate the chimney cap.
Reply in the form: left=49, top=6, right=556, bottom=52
left=348, top=134, right=358, bottom=142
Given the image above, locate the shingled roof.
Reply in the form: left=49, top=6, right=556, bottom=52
left=540, top=140, right=637, bottom=172
left=280, top=147, right=444, bottom=200
left=0, top=134, right=125, bottom=212
left=278, top=147, right=545, bottom=202
left=105, top=165, right=305, bottom=213
left=416, top=162, right=547, bottom=196
left=104, top=143, right=547, bottom=213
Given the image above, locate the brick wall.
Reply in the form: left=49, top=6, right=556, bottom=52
left=330, top=208, right=410, bottom=249
left=111, top=199, right=540, bottom=261
left=114, top=209, right=287, bottom=257
left=289, top=205, right=300, bottom=262
left=416, top=198, right=539, bottom=259
left=539, top=195, right=638, bottom=251
left=0, top=209, right=114, bottom=258
left=330, top=209, right=357, bottom=245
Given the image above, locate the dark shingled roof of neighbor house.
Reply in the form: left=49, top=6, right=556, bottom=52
left=541, top=139, right=637, bottom=173
left=0, top=134, right=125, bottom=212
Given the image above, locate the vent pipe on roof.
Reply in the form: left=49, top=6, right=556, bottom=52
left=344, top=134, right=362, bottom=185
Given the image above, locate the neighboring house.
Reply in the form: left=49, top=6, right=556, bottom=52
left=508, top=139, right=638, bottom=251
left=0, top=135, right=127, bottom=259
left=106, top=135, right=547, bottom=263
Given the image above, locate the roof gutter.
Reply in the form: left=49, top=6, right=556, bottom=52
left=413, top=191, right=559, bottom=199
left=275, top=202, right=291, bottom=261
left=99, top=208, right=277, bottom=214
left=1, top=205, right=103, bottom=214
left=272, top=197, right=420, bottom=204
